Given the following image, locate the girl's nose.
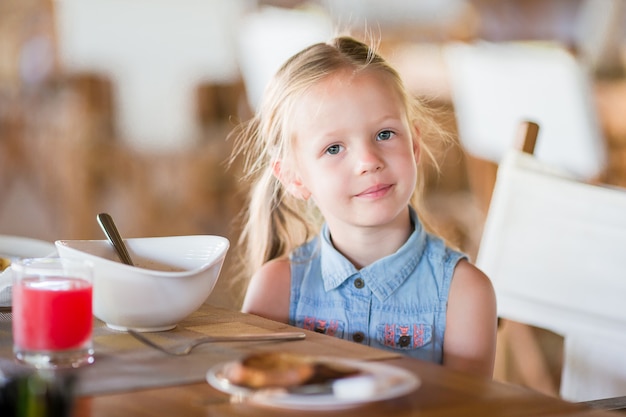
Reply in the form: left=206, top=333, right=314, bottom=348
left=355, top=144, right=384, bottom=174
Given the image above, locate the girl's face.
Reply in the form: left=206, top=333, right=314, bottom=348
left=283, top=69, right=419, bottom=232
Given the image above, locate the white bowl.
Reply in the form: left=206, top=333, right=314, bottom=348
left=55, top=235, right=229, bottom=332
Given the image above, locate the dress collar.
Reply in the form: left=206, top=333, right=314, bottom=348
left=320, top=206, right=427, bottom=301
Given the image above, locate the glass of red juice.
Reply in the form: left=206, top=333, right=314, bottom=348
left=12, top=257, right=94, bottom=368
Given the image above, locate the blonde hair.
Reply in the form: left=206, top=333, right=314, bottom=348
left=230, top=36, right=447, bottom=282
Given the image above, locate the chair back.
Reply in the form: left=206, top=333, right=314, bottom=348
left=444, top=41, right=606, bottom=180
left=476, top=122, right=626, bottom=401
left=237, top=6, right=333, bottom=112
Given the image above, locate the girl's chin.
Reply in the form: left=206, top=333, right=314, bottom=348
left=348, top=209, right=410, bottom=228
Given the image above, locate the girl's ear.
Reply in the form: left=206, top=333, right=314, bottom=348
left=272, top=160, right=311, bottom=200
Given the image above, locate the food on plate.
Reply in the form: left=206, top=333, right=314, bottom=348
left=222, top=351, right=361, bottom=389
left=0, top=257, right=11, bottom=272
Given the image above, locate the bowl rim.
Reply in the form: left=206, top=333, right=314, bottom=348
left=55, top=235, right=229, bottom=277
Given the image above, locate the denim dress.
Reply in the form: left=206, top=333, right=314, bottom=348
left=288, top=207, right=467, bottom=364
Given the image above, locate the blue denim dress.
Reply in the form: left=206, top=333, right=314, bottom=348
left=289, top=207, right=467, bottom=363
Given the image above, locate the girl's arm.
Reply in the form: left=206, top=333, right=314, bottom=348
left=444, top=259, right=498, bottom=378
left=241, top=258, right=291, bottom=323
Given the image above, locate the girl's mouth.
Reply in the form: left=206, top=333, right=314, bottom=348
left=356, top=184, right=392, bottom=198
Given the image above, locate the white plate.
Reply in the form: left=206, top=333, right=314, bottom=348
left=206, top=357, right=420, bottom=410
left=0, top=235, right=57, bottom=259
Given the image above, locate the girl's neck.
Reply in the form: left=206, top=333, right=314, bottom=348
left=327, top=210, right=413, bottom=269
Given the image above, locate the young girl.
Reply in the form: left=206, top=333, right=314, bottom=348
left=231, top=36, right=497, bottom=377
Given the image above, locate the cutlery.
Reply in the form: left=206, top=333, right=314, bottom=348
left=96, top=213, right=134, bottom=266
left=128, top=329, right=306, bottom=356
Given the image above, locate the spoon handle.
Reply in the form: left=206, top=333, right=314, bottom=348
left=97, top=213, right=134, bottom=266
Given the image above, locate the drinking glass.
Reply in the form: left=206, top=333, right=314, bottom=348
left=12, top=257, right=94, bottom=368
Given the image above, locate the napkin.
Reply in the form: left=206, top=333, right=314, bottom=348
left=0, top=267, right=12, bottom=307
left=0, top=236, right=57, bottom=307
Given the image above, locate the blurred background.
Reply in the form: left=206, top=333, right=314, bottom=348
left=2, top=0, right=626, bottom=396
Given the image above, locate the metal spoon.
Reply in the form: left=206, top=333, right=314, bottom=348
left=97, top=213, right=134, bottom=266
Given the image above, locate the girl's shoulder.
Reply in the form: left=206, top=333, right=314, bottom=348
left=256, top=257, right=291, bottom=281
left=451, top=259, right=493, bottom=293
left=449, top=259, right=495, bottom=323
left=241, top=257, right=292, bottom=323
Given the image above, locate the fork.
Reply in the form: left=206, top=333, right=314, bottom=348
left=128, top=329, right=306, bottom=356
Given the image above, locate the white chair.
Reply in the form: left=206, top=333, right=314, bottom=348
left=236, top=6, right=333, bottom=112
left=444, top=41, right=606, bottom=181
left=476, top=122, right=626, bottom=401
left=54, top=0, right=250, bottom=151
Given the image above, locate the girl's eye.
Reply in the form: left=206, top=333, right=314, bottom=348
left=325, top=144, right=343, bottom=155
left=377, top=130, right=394, bottom=141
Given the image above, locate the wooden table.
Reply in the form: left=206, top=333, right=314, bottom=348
left=73, top=356, right=625, bottom=417
left=0, top=305, right=620, bottom=417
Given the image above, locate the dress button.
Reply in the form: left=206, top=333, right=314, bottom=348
left=352, top=332, right=365, bottom=343
left=354, top=278, right=365, bottom=289
left=399, top=335, right=411, bottom=347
